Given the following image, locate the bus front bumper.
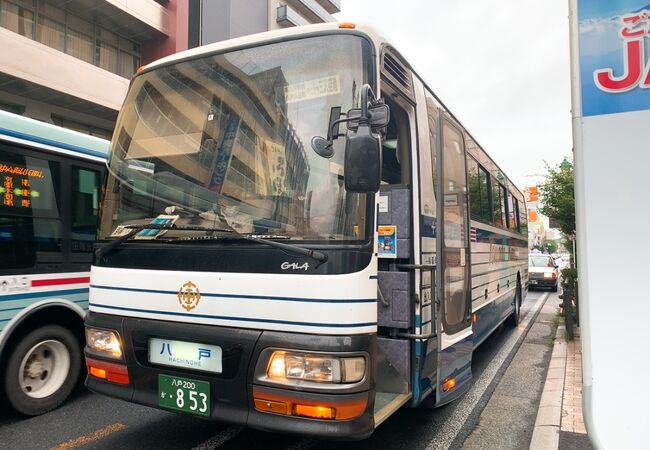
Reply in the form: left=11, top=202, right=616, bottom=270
left=84, top=312, right=376, bottom=440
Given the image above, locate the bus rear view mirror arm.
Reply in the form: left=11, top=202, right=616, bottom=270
left=310, top=84, right=389, bottom=161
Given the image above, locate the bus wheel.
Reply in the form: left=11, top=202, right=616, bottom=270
left=507, top=281, right=521, bottom=327
left=3, top=325, right=81, bottom=416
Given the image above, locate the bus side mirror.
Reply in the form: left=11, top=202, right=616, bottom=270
left=344, top=123, right=381, bottom=192
left=344, top=84, right=383, bottom=193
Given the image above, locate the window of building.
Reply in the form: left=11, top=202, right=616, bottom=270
left=0, top=0, right=140, bottom=79
left=0, top=0, right=34, bottom=38
left=51, top=115, right=113, bottom=140
left=66, top=13, right=93, bottom=64
left=0, top=101, right=26, bottom=115
left=97, top=28, right=119, bottom=74
left=36, top=1, right=65, bottom=51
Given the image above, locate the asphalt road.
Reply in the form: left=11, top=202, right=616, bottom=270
left=0, top=291, right=547, bottom=450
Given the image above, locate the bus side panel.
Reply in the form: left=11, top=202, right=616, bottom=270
left=0, top=273, right=90, bottom=336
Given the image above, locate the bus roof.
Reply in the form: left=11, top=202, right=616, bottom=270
left=144, top=23, right=385, bottom=72
left=0, top=109, right=110, bottom=161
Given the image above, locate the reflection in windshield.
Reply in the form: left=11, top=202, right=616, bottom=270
left=99, top=35, right=372, bottom=242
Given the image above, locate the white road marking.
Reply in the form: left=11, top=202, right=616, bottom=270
left=425, top=292, right=550, bottom=450
left=191, top=427, right=243, bottom=450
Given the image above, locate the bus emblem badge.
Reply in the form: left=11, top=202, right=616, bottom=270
left=178, top=281, right=201, bottom=312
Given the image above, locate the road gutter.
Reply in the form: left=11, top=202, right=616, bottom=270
left=428, top=292, right=550, bottom=450
left=529, top=324, right=566, bottom=450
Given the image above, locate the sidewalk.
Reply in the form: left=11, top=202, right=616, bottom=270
left=462, top=293, right=557, bottom=450
left=530, top=324, right=593, bottom=449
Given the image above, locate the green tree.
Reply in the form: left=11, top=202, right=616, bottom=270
left=538, top=158, right=575, bottom=236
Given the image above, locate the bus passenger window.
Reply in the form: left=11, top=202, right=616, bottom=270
left=500, top=185, right=508, bottom=228
left=0, top=146, right=62, bottom=271
left=519, top=199, right=528, bottom=234
left=381, top=98, right=410, bottom=185
left=71, top=167, right=100, bottom=253
left=467, top=157, right=481, bottom=220
left=491, top=177, right=503, bottom=227
left=508, top=193, right=518, bottom=230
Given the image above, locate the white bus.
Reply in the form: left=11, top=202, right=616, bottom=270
left=84, top=23, right=528, bottom=439
left=0, top=110, right=109, bottom=415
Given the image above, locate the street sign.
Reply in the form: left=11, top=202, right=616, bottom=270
left=524, top=186, right=538, bottom=203
left=570, top=1, right=650, bottom=448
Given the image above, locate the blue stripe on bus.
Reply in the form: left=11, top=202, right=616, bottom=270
left=0, top=127, right=108, bottom=159
left=0, top=288, right=89, bottom=303
left=90, top=303, right=377, bottom=329
left=90, top=285, right=375, bottom=304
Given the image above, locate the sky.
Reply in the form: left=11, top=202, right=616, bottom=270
left=335, top=0, right=573, bottom=190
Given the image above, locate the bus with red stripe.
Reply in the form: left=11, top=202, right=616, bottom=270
left=0, top=110, right=109, bottom=415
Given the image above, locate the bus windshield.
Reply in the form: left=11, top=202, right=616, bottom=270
left=100, top=34, right=373, bottom=242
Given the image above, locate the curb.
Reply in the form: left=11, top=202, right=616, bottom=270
left=529, top=324, right=566, bottom=450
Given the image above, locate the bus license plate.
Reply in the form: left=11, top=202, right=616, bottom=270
left=158, top=374, right=210, bottom=417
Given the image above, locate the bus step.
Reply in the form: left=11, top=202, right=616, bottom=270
left=373, top=392, right=412, bottom=427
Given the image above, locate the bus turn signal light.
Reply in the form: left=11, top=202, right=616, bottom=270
left=254, top=398, right=288, bottom=415
left=253, top=387, right=367, bottom=420
left=442, top=377, right=456, bottom=392
left=86, top=357, right=129, bottom=385
left=338, top=22, right=356, bottom=29
left=293, top=404, right=336, bottom=420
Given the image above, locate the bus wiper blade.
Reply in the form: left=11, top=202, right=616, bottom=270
left=231, top=234, right=328, bottom=264
left=95, top=224, right=232, bottom=261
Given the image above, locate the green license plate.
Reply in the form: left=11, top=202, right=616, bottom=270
left=158, top=374, right=210, bottom=417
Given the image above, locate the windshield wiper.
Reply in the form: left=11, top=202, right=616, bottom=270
left=95, top=223, right=232, bottom=261
left=173, top=233, right=327, bottom=264
left=236, top=234, right=328, bottom=263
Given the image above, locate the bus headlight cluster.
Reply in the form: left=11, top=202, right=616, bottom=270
left=266, top=351, right=365, bottom=384
left=86, top=328, right=123, bottom=359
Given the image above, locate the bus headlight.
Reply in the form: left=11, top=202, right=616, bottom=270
left=266, top=351, right=365, bottom=384
left=86, top=328, right=123, bottom=359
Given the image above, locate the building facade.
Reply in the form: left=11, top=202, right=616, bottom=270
left=0, top=0, right=190, bottom=138
left=0, top=0, right=340, bottom=137
left=190, top=0, right=340, bottom=46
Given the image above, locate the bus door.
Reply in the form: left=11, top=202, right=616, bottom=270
left=435, top=117, right=473, bottom=405
left=373, top=49, right=420, bottom=424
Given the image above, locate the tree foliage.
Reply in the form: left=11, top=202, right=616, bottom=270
left=539, top=158, right=575, bottom=236
left=532, top=238, right=558, bottom=254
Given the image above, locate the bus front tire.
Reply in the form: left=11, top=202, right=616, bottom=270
left=3, top=325, right=81, bottom=416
